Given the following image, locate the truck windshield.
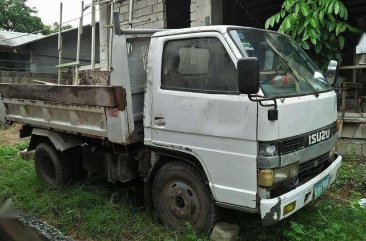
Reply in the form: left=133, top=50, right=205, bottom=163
left=230, top=29, right=332, bottom=98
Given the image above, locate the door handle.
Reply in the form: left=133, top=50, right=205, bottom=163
left=154, top=117, right=166, bottom=127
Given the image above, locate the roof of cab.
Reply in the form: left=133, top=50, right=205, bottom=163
left=151, top=25, right=284, bottom=38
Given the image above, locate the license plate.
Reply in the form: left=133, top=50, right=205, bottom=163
left=314, top=175, right=331, bottom=199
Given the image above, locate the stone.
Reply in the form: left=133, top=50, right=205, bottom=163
left=0, top=199, right=13, bottom=215
left=20, top=149, right=35, bottom=160
left=210, top=222, right=240, bottom=241
left=359, top=198, right=366, bottom=208
left=0, top=210, right=74, bottom=241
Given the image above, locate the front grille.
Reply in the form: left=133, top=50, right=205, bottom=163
left=280, top=137, right=304, bottom=154
left=278, top=122, right=337, bottom=155
left=299, top=153, right=330, bottom=178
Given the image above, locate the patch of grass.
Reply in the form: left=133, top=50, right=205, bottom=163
left=0, top=143, right=365, bottom=241
left=0, top=144, right=209, bottom=241
left=0, top=145, right=172, bottom=240
left=344, top=148, right=359, bottom=162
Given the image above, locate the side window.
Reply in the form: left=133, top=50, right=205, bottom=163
left=162, top=38, right=238, bottom=93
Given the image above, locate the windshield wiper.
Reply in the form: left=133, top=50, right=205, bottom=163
left=297, top=74, right=319, bottom=97
left=265, top=41, right=319, bottom=98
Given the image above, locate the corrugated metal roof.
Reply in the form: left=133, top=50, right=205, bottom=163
left=0, top=31, right=44, bottom=47
left=0, top=23, right=98, bottom=47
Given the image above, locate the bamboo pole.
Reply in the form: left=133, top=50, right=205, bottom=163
left=57, top=2, right=63, bottom=84
left=99, top=1, right=111, bottom=71
left=75, top=1, right=84, bottom=85
left=129, top=0, right=133, bottom=28
left=91, top=0, right=96, bottom=70
left=108, top=1, right=114, bottom=70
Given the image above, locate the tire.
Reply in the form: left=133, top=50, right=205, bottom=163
left=152, top=161, right=216, bottom=233
left=34, top=143, right=83, bottom=188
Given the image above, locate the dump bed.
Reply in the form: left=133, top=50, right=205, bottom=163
left=0, top=84, right=122, bottom=138
left=0, top=35, right=150, bottom=145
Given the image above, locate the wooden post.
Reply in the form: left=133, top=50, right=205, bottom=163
left=58, top=2, right=63, bottom=84
left=91, top=0, right=96, bottom=70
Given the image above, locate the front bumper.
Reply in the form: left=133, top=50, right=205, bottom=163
left=260, top=154, right=342, bottom=226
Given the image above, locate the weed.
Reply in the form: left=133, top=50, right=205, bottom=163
left=344, top=148, right=358, bottom=162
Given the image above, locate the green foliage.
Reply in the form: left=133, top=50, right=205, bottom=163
left=0, top=0, right=44, bottom=33
left=181, top=223, right=206, bottom=241
left=0, top=0, right=73, bottom=36
left=265, top=0, right=359, bottom=70
left=42, top=22, right=73, bottom=35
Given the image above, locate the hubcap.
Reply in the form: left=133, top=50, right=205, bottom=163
left=164, top=181, right=200, bottom=222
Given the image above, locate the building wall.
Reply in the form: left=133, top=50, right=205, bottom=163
left=115, top=0, right=166, bottom=29
left=191, top=0, right=223, bottom=27
left=0, top=71, right=71, bottom=84
left=114, top=0, right=222, bottom=29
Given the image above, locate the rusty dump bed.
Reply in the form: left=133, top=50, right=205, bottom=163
left=0, top=84, right=140, bottom=144
left=0, top=84, right=125, bottom=109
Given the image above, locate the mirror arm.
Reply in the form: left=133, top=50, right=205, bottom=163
left=248, top=94, right=278, bottom=110
left=248, top=94, right=278, bottom=121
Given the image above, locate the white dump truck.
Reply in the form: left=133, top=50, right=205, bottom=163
left=0, top=25, right=342, bottom=232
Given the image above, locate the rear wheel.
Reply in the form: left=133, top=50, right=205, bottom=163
left=34, top=143, right=83, bottom=188
left=152, top=161, right=216, bottom=233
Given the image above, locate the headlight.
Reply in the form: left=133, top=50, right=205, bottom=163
left=258, top=162, right=299, bottom=187
left=259, top=142, right=278, bottom=157
left=273, top=162, right=299, bottom=183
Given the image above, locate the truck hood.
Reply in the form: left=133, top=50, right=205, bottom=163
left=257, top=91, right=337, bottom=141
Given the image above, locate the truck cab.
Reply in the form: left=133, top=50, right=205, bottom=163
left=144, top=26, right=341, bottom=226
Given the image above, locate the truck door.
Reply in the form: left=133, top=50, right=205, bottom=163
left=146, top=32, right=259, bottom=208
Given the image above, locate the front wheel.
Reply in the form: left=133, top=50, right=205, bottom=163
left=152, top=161, right=216, bottom=233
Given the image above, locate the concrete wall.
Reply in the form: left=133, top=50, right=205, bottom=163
left=114, top=0, right=223, bottom=29
left=191, top=0, right=223, bottom=27
left=115, top=0, right=166, bottom=29
left=338, top=122, right=366, bottom=158
left=0, top=71, right=71, bottom=84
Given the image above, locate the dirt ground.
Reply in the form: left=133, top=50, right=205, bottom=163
left=0, top=124, right=24, bottom=147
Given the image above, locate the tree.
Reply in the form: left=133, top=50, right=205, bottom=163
left=43, top=22, right=73, bottom=35
left=265, top=0, right=359, bottom=70
left=0, top=0, right=45, bottom=33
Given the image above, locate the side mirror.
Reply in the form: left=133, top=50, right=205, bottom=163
left=325, top=60, right=338, bottom=85
left=238, top=57, right=260, bottom=94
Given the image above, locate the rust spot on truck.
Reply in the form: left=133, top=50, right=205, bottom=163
left=0, top=84, right=127, bottom=111
left=262, top=197, right=281, bottom=226
left=112, top=87, right=127, bottom=111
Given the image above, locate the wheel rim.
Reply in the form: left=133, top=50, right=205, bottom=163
left=38, top=154, right=56, bottom=183
left=164, top=180, right=201, bottom=224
